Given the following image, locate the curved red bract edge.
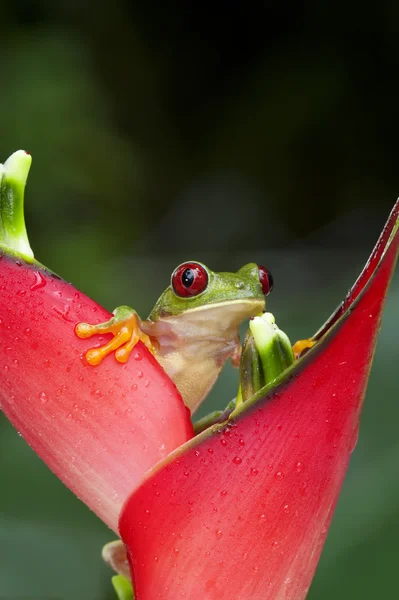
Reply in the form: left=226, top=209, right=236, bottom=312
left=315, top=198, right=399, bottom=340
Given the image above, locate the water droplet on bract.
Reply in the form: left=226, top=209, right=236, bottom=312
left=24, top=327, right=31, bottom=336
left=295, top=461, right=304, bottom=472
left=137, top=370, right=143, bottom=379
left=39, top=392, right=47, bottom=404
left=13, top=359, right=19, bottom=367
left=133, top=352, right=142, bottom=361
left=275, top=471, right=284, bottom=480
left=215, top=529, right=223, bottom=538
left=283, top=504, right=290, bottom=513
left=232, top=456, right=242, bottom=465
left=220, top=490, right=227, bottom=497
left=30, top=272, right=47, bottom=291
left=250, top=467, right=258, bottom=475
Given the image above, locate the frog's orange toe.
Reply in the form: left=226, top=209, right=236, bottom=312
left=75, top=322, right=94, bottom=339
left=115, top=329, right=154, bottom=363
left=292, top=338, right=316, bottom=360
left=115, top=346, right=130, bottom=363
left=86, top=347, right=106, bottom=366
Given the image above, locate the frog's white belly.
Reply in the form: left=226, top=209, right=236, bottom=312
left=142, top=299, right=264, bottom=413
left=157, top=337, right=237, bottom=414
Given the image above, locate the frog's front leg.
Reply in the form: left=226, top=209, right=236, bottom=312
left=75, top=306, right=154, bottom=366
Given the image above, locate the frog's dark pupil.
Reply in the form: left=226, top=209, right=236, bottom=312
left=182, top=268, right=194, bottom=288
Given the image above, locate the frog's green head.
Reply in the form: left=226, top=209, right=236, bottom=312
left=148, top=261, right=273, bottom=323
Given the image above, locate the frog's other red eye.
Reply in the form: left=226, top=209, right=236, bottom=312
left=258, top=265, right=273, bottom=296
left=172, top=262, right=209, bottom=297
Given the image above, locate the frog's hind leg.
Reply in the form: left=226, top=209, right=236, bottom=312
left=76, top=306, right=154, bottom=366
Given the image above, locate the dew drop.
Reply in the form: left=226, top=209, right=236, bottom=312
left=39, top=392, right=47, bottom=404
left=215, top=529, right=223, bottom=538
left=30, top=272, right=47, bottom=291
left=295, top=461, right=304, bottom=473
left=137, top=370, right=143, bottom=379
left=250, top=467, right=258, bottom=475
left=133, top=352, right=143, bottom=361
left=275, top=471, right=284, bottom=480
left=232, top=456, right=242, bottom=465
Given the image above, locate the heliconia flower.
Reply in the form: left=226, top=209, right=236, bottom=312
left=0, top=150, right=398, bottom=600
left=119, top=206, right=399, bottom=599
left=0, top=151, right=193, bottom=533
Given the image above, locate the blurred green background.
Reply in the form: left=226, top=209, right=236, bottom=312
left=0, top=2, right=399, bottom=599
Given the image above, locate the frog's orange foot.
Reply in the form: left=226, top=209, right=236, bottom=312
left=75, top=306, right=154, bottom=366
left=292, top=338, right=316, bottom=360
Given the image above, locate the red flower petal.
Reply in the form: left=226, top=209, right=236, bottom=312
left=0, top=257, right=193, bottom=532
left=120, top=201, right=399, bottom=599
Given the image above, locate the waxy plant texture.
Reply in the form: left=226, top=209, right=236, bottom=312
left=0, top=151, right=398, bottom=599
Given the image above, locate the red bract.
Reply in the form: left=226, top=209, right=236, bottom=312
left=119, top=201, right=399, bottom=599
left=0, top=257, right=193, bottom=532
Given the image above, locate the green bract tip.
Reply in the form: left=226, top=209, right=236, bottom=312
left=112, top=575, right=135, bottom=600
left=0, top=150, right=33, bottom=262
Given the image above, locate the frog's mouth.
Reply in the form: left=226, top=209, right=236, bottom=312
left=165, top=297, right=266, bottom=331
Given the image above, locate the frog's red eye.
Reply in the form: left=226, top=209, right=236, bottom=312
left=258, top=265, right=273, bottom=296
left=172, top=262, right=209, bottom=297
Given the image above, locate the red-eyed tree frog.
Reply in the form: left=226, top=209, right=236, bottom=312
left=76, top=261, right=274, bottom=414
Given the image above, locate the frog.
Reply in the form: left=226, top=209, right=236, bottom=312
left=76, top=261, right=274, bottom=414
